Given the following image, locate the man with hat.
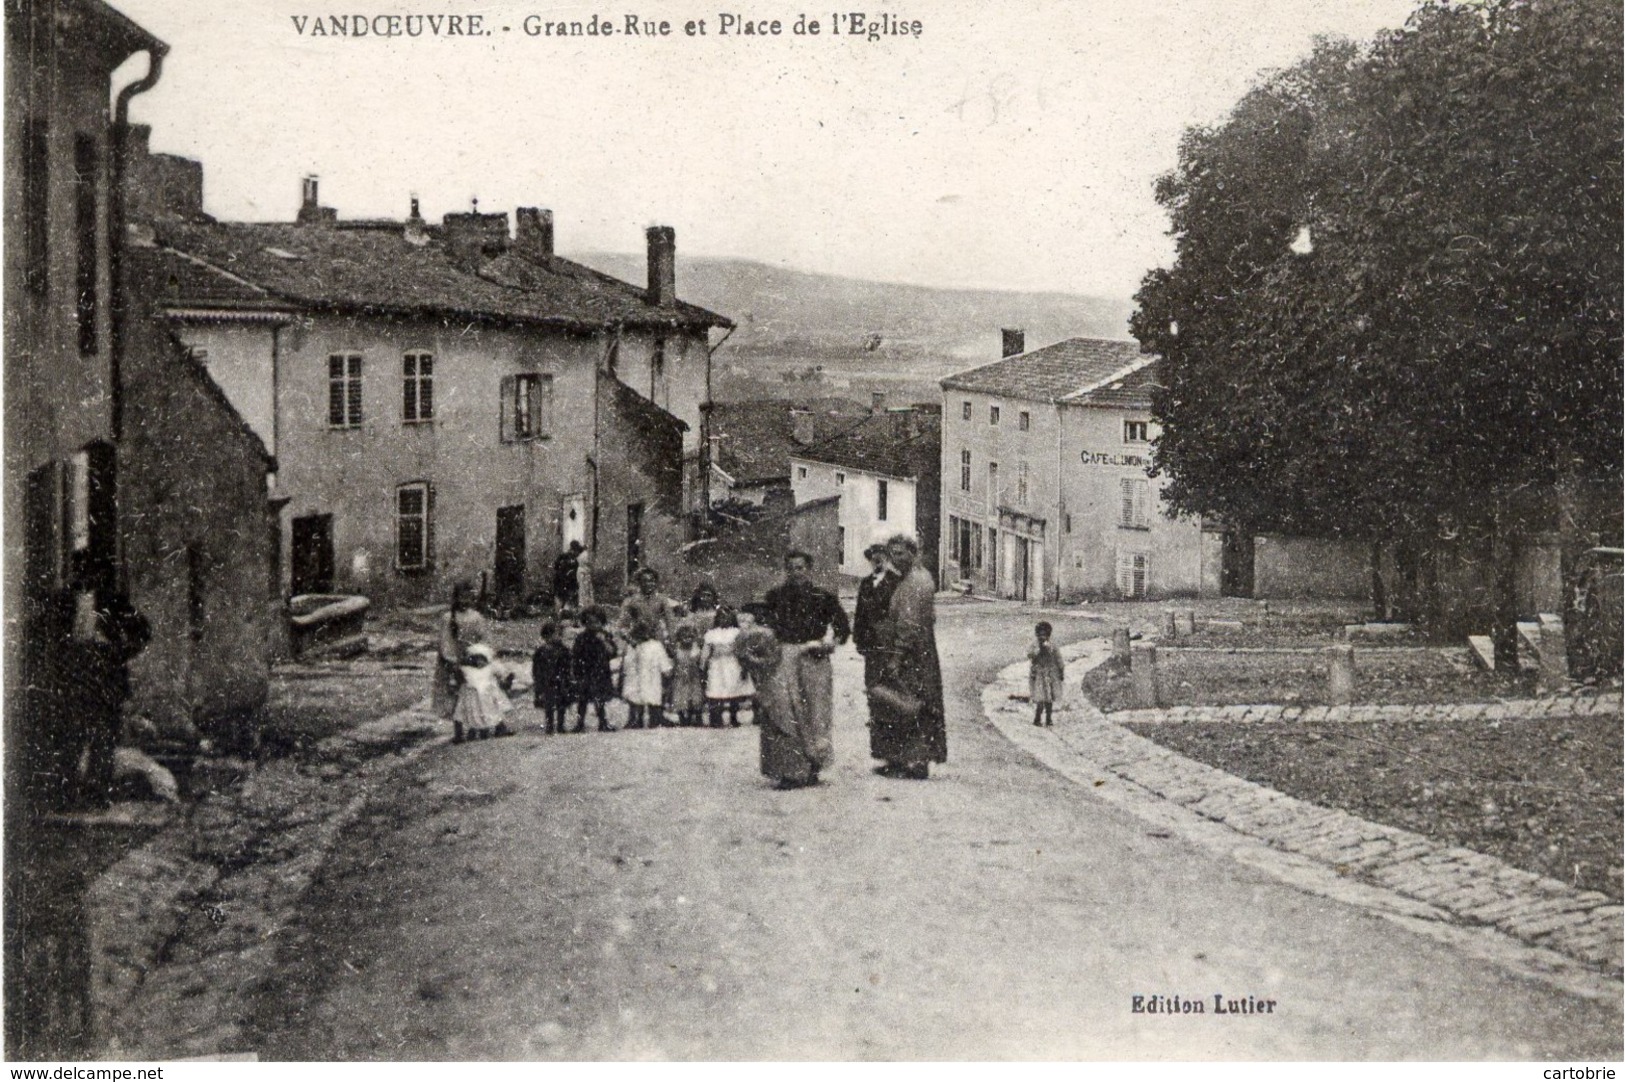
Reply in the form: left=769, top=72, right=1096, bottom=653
left=852, top=541, right=901, bottom=694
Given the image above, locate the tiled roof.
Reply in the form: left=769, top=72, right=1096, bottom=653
left=151, top=220, right=731, bottom=332
left=792, top=408, right=942, bottom=481
left=941, top=337, right=1151, bottom=404
left=1065, top=358, right=1161, bottom=408
left=134, top=245, right=293, bottom=312
left=709, top=399, right=866, bottom=485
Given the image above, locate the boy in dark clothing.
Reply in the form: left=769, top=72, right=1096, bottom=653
left=532, top=621, right=573, bottom=735
left=571, top=607, right=619, bottom=733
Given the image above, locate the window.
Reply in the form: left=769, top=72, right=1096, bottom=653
left=24, top=118, right=48, bottom=296
left=797, top=465, right=808, bottom=480
left=1016, top=461, right=1029, bottom=505
left=501, top=373, right=554, bottom=442
left=74, top=134, right=99, bottom=355
left=650, top=337, right=666, bottom=400
left=960, top=449, right=971, bottom=491
left=988, top=462, right=999, bottom=506
left=397, top=482, right=433, bottom=570
left=837, top=525, right=846, bottom=565
left=949, top=516, right=984, bottom=573
left=990, top=404, right=1001, bottom=425
left=1124, top=419, right=1150, bottom=443
left=1018, top=410, right=1030, bottom=431
left=328, top=354, right=363, bottom=427
left=961, top=401, right=971, bottom=421
left=877, top=479, right=889, bottom=522
left=402, top=352, right=434, bottom=422
left=835, top=471, right=845, bottom=485
left=1116, top=551, right=1149, bottom=598
left=1120, top=477, right=1151, bottom=529
left=1064, top=512, right=1072, bottom=534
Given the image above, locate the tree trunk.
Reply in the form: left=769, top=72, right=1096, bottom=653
left=1490, top=502, right=1521, bottom=673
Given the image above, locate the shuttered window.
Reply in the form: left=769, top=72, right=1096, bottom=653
left=1116, top=551, right=1149, bottom=598
left=500, top=373, right=553, bottom=442
left=397, top=482, right=433, bottom=570
left=1119, top=478, right=1151, bottom=529
left=329, top=354, right=363, bottom=427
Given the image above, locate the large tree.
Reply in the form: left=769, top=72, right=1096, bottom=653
left=1134, top=0, right=1622, bottom=635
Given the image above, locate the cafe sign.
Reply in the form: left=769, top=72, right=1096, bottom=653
left=1081, top=451, right=1148, bottom=468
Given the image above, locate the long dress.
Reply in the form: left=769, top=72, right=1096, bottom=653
left=702, top=626, right=754, bottom=701
left=1029, top=642, right=1065, bottom=704
left=870, top=566, right=948, bottom=766
left=452, top=662, right=511, bottom=733
left=621, top=639, right=673, bottom=707
left=434, top=607, right=487, bottom=718
left=754, top=582, right=850, bottom=784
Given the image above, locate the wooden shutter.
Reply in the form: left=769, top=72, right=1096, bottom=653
left=532, top=374, right=551, bottom=438
left=499, top=375, right=515, bottom=443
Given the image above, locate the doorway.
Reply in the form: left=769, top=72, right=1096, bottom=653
left=494, top=505, right=527, bottom=607
left=290, top=514, right=334, bottom=595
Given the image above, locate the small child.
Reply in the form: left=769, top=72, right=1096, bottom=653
left=702, top=607, right=754, bottom=728
left=532, top=621, right=573, bottom=735
left=571, top=608, right=619, bottom=733
left=453, top=644, right=512, bottom=741
left=1028, top=621, right=1064, bottom=727
left=668, top=623, right=707, bottom=728
left=621, top=620, right=673, bottom=730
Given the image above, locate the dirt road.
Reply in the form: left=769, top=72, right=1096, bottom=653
left=243, top=603, right=1622, bottom=1059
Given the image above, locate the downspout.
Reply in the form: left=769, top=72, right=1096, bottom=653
left=109, top=44, right=168, bottom=443
left=1054, top=398, right=1064, bottom=603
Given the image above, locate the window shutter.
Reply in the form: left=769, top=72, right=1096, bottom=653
left=426, top=482, right=436, bottom=566
left=1116, top=550, right=1133, bottom=595
left=346, top=355, right=363, bottom=425
left=1120, top=479, right=1135, bottom=527
left=532, top=374, right=551, bottom=438
left=499, top=375, right=515, bottom=443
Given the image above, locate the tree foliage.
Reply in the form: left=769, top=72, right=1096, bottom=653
left=1133, top=0, right=1622, bottom=544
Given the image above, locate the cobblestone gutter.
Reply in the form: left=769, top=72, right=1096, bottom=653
left=85, top=701, right=448, bottom=1059
left=985, top=639, right=1623, bottom=999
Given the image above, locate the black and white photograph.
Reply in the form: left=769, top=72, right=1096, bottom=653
left=3, top=0, right=1621, bottom=1064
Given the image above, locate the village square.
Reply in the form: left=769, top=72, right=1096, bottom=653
left=4, top=0, right=1620, bottom=1064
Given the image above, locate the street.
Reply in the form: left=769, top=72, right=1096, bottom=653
left=243, top=604, right=1621, bottom=1060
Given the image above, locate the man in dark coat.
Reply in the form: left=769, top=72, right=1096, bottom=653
left=553, top=541, right=584, bottom=610
left=871, top=534, right=947, bottom=780
left=758, top=550, right=851, bottom=789
left=852, top=543, right=901, bottom=691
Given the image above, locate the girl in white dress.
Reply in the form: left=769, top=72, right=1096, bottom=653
left=702, top=607, right=755, bottom=727
left=452, top=644, right=512, bottom=741
left=621, top=621, right=673, bottom=729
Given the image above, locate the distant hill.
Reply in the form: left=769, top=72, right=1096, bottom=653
left=570, top=254, right=1137, bottom=394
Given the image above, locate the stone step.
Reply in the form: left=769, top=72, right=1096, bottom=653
left=1467, top=635, right=1497, bottom=670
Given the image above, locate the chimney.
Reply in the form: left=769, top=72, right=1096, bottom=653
left=790, top=408, right=815, bottom=446
left=1002, top=328, right=1025, bottom=358
left=646, top=225, right=676, bottom=306
left=870, top=391, right=887, bottom=414
left=887, top=406, right=918, bottom=442
left=404, top=195, right=428, bottom=245
left=441, top=209, right=510, bottom=265
left=516, top=207, right=554, bottom=261
left=296, top=175, right=336, bottom=226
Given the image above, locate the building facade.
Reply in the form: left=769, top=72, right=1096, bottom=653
left=940, top=335, right=1206, bottom=602
left=789, top=405, right=941, bottom=579
left=136, top=170, right=731, bottom=609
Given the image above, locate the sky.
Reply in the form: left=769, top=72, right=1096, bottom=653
left=111, top=0, right=1422, bottom=300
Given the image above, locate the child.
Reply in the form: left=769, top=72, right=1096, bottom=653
left=453, top=644, right=512, bottom=741
left=621, top=620, right=673, bottom=730
left=668, top=623, right=707, bottom=728
left=1028, top=621, right=1064, bottom=727
left=571, top=608, right=619, bottom=733
left=702, top=606, right=754, bottom=728
left=531, top=621, right=573, bottom=735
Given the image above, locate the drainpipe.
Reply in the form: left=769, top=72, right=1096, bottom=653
left=109, top=44, right=168, bottom=444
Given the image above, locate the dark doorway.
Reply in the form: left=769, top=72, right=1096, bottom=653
left=290, top=514, right=334, bottom=596
left=625, top=502, right=644, bottom=582
left=1222, top=529, right=1255, bottom=598
left=494, top=505, right=527, bottom=607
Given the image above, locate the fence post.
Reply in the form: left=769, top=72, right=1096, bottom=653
left=1326, top=644, right=1356, bottom=706
left=1111, top=627, right=1132, bottom=665
left=1175, top=609, right=1196, bottom=637
left=1537, top=614, right=1569, bottom=694
left=1132, top=643, right=1160, bottom=708
left=1161, top=609, right=1177, bottom=638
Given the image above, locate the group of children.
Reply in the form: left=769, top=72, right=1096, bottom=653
left=526, top=605, right=757, bottom=735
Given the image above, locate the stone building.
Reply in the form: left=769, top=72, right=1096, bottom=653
left=790, top=404, right=941, bottom=580
left=136, top=168, right=732, bottom=609
left=939, top=334, right=1205, bottom=601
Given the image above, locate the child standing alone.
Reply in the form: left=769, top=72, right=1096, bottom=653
left=1028, top=621, right=1064, bottom=727
left=668, top=623, right=707, bottom=727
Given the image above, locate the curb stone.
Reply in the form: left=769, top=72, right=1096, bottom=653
left=983, top=638, right=1623, bottom=1000
left=88, top=698, right=451, bottom=1059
